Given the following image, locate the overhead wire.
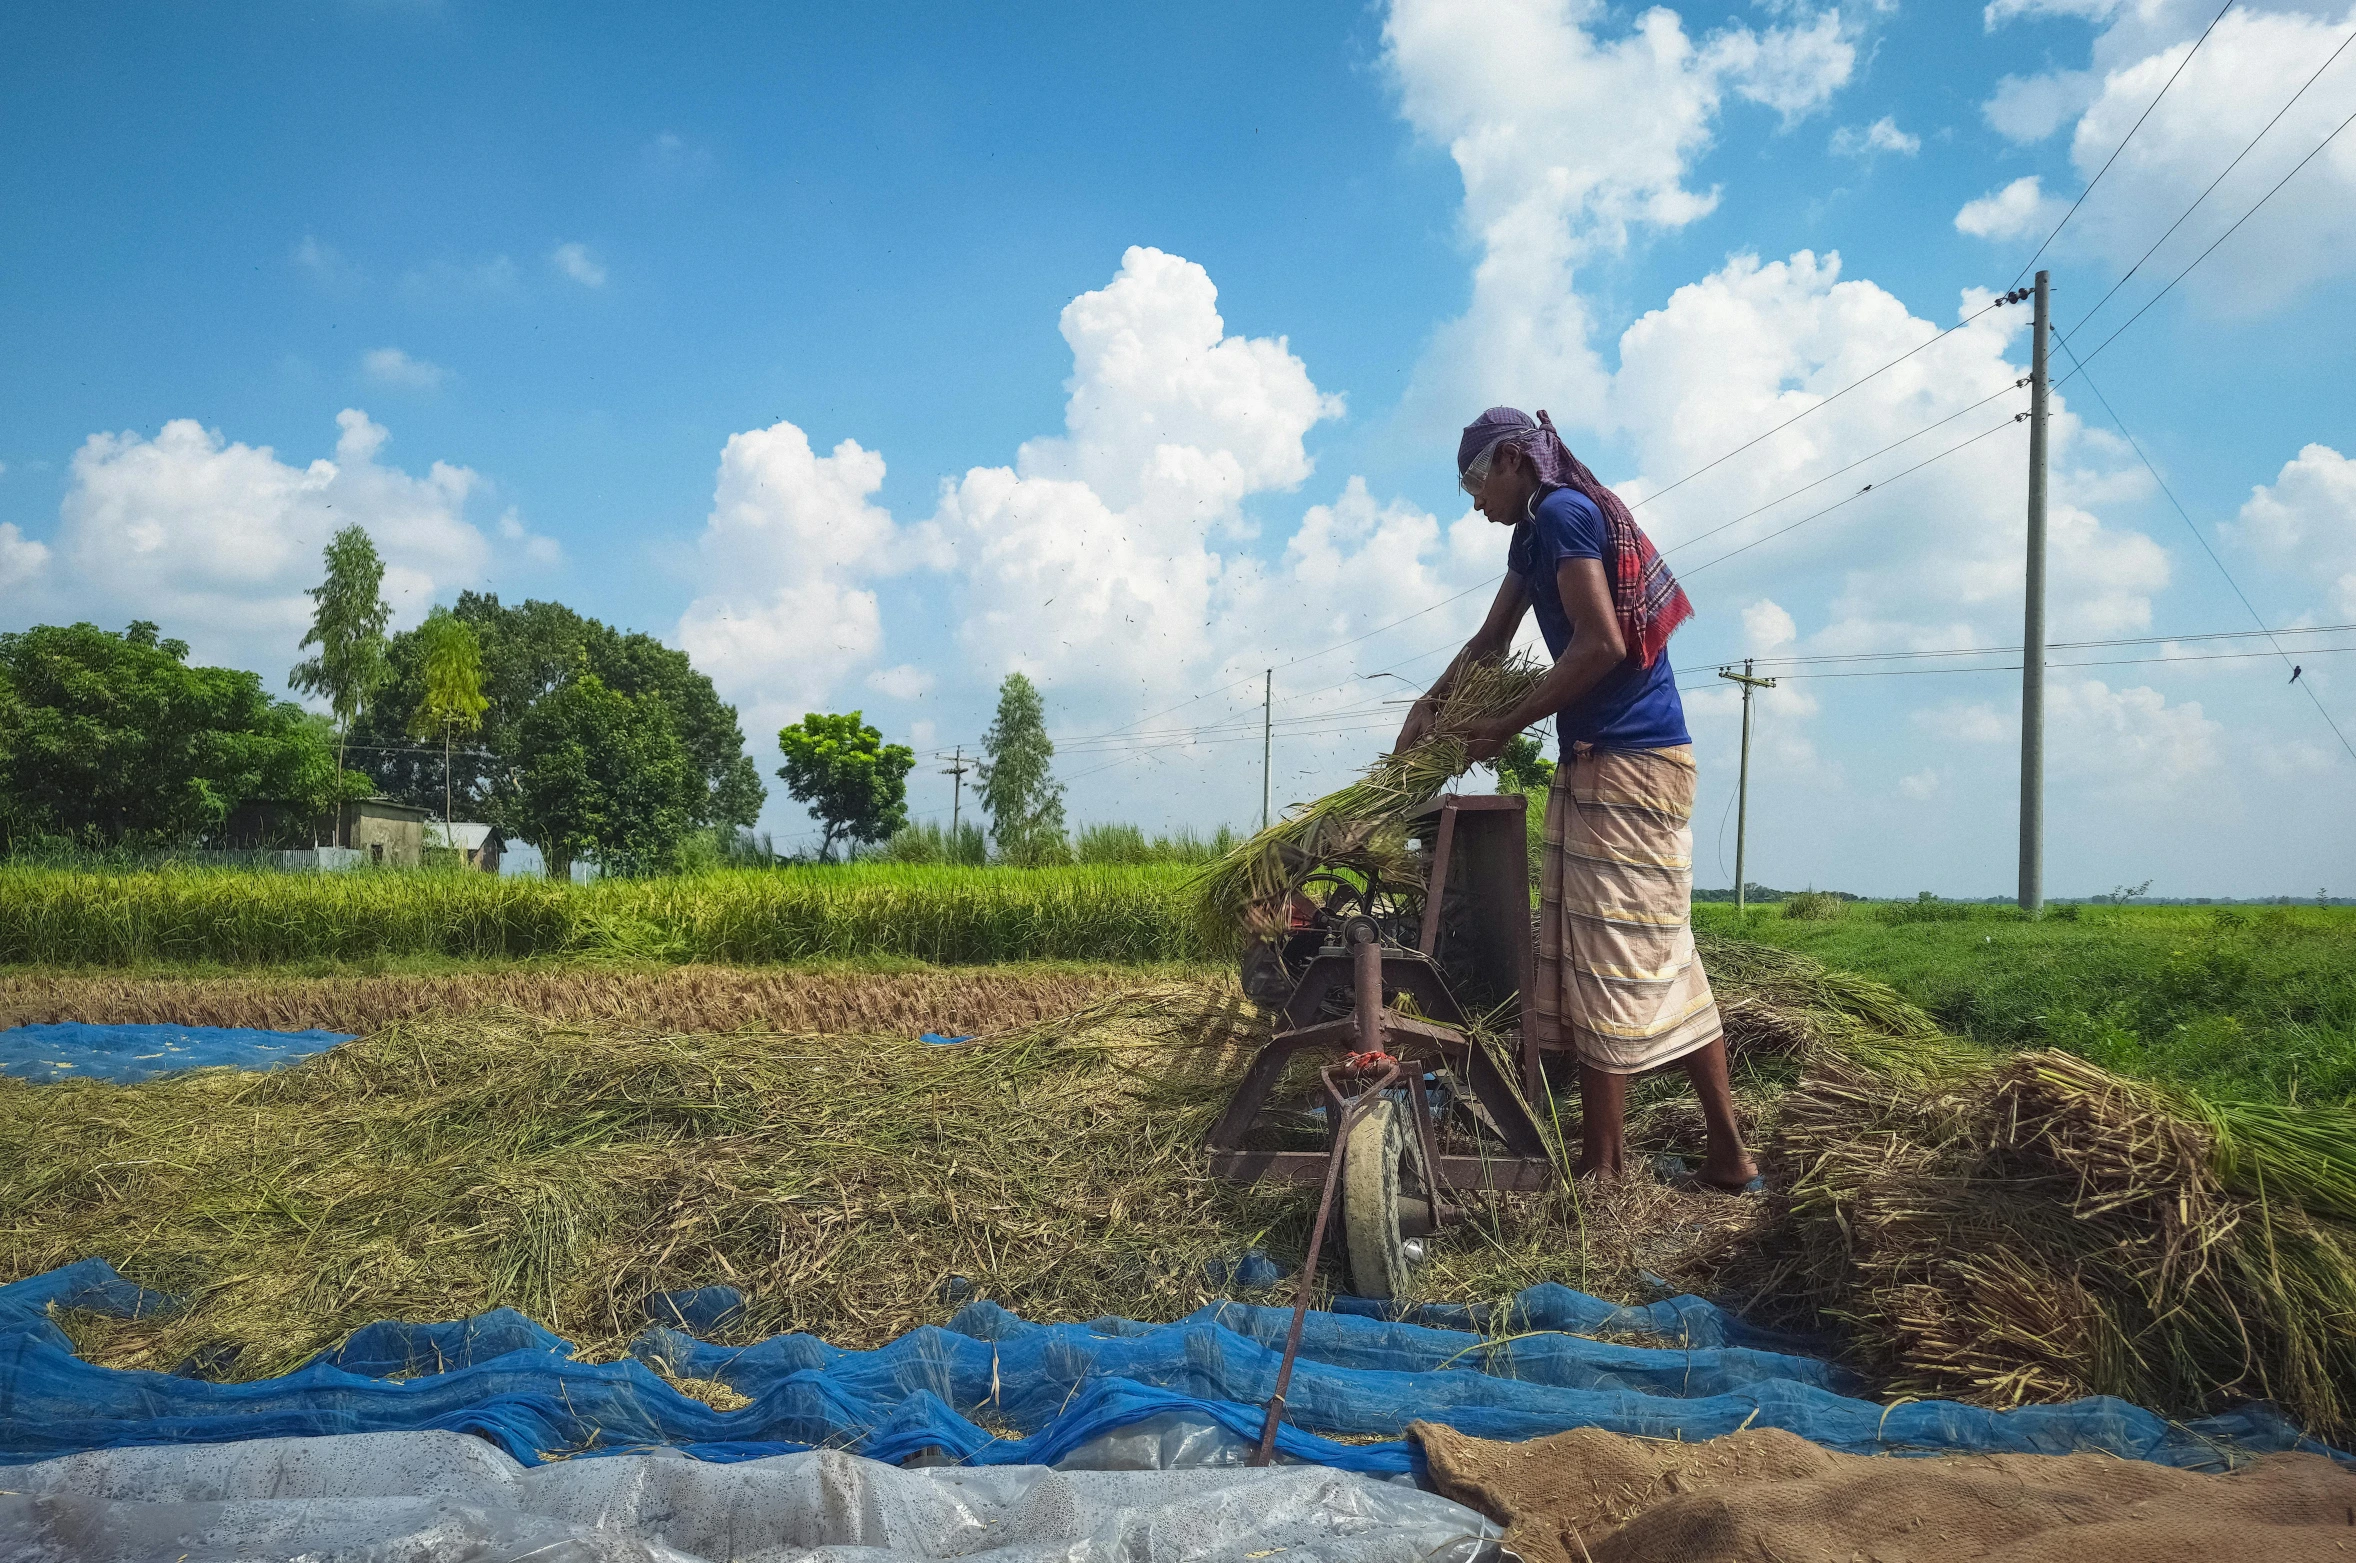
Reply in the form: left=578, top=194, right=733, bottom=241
left=2056, top=98, right=2356, bottom=387
left=2053, top=335, right=2356, bottom=762
left=2012, top=0, right=2237, bottom=286
left=2061, top=20, right=2356, bottom=345
left=1630, top=299, right=2008, bottom=514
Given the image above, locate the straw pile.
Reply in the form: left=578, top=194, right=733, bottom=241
left=1187, top=655, right=1546, bottom=941
left=1759, top=1048, right=2356, bottom=1441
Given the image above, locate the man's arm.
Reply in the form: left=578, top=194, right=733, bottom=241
left=1394, top=573, right=1530, bottom=752
left=1465, top=556, right=1624, bottom=761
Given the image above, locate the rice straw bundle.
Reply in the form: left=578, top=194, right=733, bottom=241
left=1187, top=655, right=1548, bottom=942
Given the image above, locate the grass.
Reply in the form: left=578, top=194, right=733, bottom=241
left=1699, top=902, right=2356, bottom=1106
left=0, top=863, right=1217, bottom=969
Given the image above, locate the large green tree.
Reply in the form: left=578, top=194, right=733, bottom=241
left=408, top=608, right=489, bottom=831
left=979, top=672, right=1066, bottom=866
left=345, top=593, right=764, bottom=833
left=0, top=621, right=346, bottom=847
left=776, top=711, right=914, bottom=861
left=510, top=669, right=700, bottom=881
left=288, top=524, right=392, bottom=780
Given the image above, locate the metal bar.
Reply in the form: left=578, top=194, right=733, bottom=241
left=1403, top=1070, right=1448, bottom=1231
left=1207, top=1150, right=1554, bottom=1192
left=1350, top=922, right=1384, bottom=1056
left=1251, top=1060, right=1398, bottom=1467
left=1416, top=801, right=1458, bottom=956
left=2020, top=269, right=2050, bottom=916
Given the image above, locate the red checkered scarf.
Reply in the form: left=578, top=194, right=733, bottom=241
left=1463, top=407, right=1692, bottom=668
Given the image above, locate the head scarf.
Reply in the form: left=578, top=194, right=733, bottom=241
left=1456, top=405, right=1692, bottom=669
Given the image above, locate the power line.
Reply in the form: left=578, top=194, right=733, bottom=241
left=1660, top=379, right=2028, bottom=558
left=1721, top=621, right=2356, bottom=671
left=1631, top=299, right=2009, bottom=514
left=2053, top=337, right=2356, bottom=763
left=2057, top=99, right=2356, bottom=386
left=2063, top=21, right=2356, bottom=345
left=2012, top=0, right=2237, bottom=286
left=1768, top=642, right=2356, bottom=680
left=1675, top=415, right=2026, bottom=580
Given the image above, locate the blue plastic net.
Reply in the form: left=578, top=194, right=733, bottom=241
left=1, top=1259, right=2341, bottom=1474
left=0, top=1023, right=353, bottom=1084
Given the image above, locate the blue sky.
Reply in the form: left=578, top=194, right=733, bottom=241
left=4, top=0, right=2353, bottom=896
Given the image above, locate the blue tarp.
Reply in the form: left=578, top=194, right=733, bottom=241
left=0, top=1023, right=353, bottom=1084
left=0, top=1259, right=2341, bottom=1474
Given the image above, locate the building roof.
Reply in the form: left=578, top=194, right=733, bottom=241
left=424, top=822, right=502, bottom=851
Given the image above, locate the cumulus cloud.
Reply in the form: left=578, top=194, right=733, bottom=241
left=1956, top=175, right=2062, bottom=239
left=551, top=242, right=607, bottom=287
left=868, top=664, right=936, bottom=699
left=5, top=411, right=552, bottom=677
left=291, top=234, right=364, bottom=291
left=2048, top=677, right=2224, bottom=799
left=1898, top=767, right=1941, bottom=800
left=1381, top=0, right=1858, bottom=432
left=674, top=420, right=930, bottom=736
left=362, top=347, right=446, bottom=390
left=1984, top=4, right=2356, bottom=309
left=1982, top=69, right=2098, bottom=143
left=1829, top=115, right=1920, bottom=158
left=2229, top=443, right=2356, bottom=616
left=0, top=523, right=48, bottom=592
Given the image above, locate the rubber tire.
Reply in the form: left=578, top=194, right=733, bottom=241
left=1341, top=1098, right=1411, bottom=1300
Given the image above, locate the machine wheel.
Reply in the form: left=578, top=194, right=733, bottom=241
left=1341, top=1097, right=1423, bottom=1300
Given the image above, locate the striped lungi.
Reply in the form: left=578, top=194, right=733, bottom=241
left=1529, top=743, right=1723, bottom=1075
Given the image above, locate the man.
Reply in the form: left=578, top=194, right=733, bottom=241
left=1394, top=407, right=1756, bottom=1192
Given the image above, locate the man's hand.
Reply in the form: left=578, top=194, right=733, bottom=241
left=1463, top=716, right=1519, bottom=763
left=1393, top=700, right=1438, bottom=754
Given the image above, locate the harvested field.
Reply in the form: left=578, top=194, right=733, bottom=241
left=1412, top=1421, right=2356, bottom=1563
left=0, top=962, right=1210, bottom=1040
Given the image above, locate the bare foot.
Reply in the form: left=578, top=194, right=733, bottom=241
left=1696, top=1150, right=1760, bottom=1193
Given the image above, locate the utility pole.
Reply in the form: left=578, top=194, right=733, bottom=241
left=2020, top=269, right=2050, bottom=916
left=941, top=747, right=972, bottom=856
left=1261, top=668, right=1272, bottom=831
left=1718, top=659, right=1776, bottom=916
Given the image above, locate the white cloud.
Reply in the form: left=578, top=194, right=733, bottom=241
left=1955, top=174, right=2062, bottom=239
left=674, top=420, right=926, bottom=737
left=1984, top=0, right=2119, bottom=29
left=362, top=347, right=446, bottom=391
left=496, top=507, right=562, bottom=566
left=1982, top=69, right=2097, bottom=143
left=1916, top=700, right=2013, bottom=745
left=1987, top=5, right=2356, bottom=309
left=2048, top=677, right=2224, bottom=799
left=2229, top=443, right=2356, bottom=616
left=1381, top=0, right=1857, bottom=432
left=868, top=664, right=936, bottom=699
left=1829, top=115, right=1920, bottom=158
left=551, top=242, right=607, bottom=288
left=1742, top=598, right=1798, bottom=653
left=0, top=523, right=48, bottom=592
left=4, top=411, right=541, bottom=677
left=1898, top=767, right=1941, bottom=800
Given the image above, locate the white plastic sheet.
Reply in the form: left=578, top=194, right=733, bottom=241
left=0, top=1430, right=1502, bottom=1563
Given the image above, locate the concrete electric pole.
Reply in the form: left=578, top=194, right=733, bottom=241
left=1718, top=659, right=1777, bottom=916
left=941, top=747, right=972, bottom=858
left=1261, top=669, right=1272, bottom=832
left=2019, top=269, right=2050, bottom=916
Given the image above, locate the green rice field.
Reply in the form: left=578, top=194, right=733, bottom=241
left=0, top=863, right=1213, bottom=968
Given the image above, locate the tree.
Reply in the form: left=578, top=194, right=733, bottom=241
left=408, top=609, right=489, bottom=831
left=289, top=524, right=392, bottom=783
left=344, top=593, right=763, bottom=836
left=1493, top=733, right=1556, bottom=794
left=0, top=621, right=344, bottom=847
left=511, top=668, right=700, bottom=881
left=776, top=712, right=914, bottom=862
left=979, top=672, right=1066, bottom=865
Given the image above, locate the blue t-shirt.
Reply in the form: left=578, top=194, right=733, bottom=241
left=1507, top=487, right=1691, bottom=754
